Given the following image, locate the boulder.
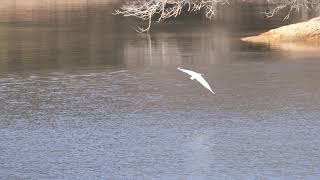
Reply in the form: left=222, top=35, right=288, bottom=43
left=241, top=17, right=320, bottom=43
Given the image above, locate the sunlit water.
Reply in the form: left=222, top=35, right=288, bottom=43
left=1, top=1, right=320, bottom=179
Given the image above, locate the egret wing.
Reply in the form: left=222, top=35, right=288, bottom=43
left=177, top=67, right=200, bottom=77
left=196, top=76, right=215, bottom=94
left=177, top=67, right=215, bottom=94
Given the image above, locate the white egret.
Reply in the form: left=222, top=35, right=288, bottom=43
left=177, top=67, right=215, bottom=94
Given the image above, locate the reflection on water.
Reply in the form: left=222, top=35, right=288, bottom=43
left=1, top=1, right=320, bottom=179
left=0, top=0, right=124, bottom=73
left=264, top=41, right=320, bottom=54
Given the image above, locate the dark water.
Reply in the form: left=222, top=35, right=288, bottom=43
left=1, top=1, right=320, bottom=179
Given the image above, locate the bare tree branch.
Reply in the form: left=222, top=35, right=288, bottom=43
left=265, top=0, right=320, bottom=20
left=114, top=0, right=229, bottom=33
left=114, top=0, right=320, bottom=33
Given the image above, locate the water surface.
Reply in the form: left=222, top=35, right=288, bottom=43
left=1, top=1, right=320, bottom=179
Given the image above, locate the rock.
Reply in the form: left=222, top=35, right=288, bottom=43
left=241, top=18, right=320, bottom=43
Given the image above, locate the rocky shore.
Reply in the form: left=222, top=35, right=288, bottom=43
left=241, top=17, right=320, bottom=43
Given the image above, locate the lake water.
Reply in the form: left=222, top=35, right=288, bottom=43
left=1, top=1, right=320, bottom=179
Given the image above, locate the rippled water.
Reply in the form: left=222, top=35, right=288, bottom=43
left=1, top=1, right=320, bottom=179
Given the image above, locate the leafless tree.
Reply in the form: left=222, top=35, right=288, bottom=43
left=114, top=0, right=320, bottom=33
left=114, top=0, right=229, bottom=32
left=265, top=0, right=320, bottom=20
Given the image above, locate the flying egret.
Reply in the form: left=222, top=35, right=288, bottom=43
left=177, top=67, right=215, bottom=94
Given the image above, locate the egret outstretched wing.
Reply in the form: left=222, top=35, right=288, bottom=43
left=177, top=67, right=201, bottom=77
left=196, top=75, right=215, bottom=94
left=177, top=67, right=215, bottom=94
